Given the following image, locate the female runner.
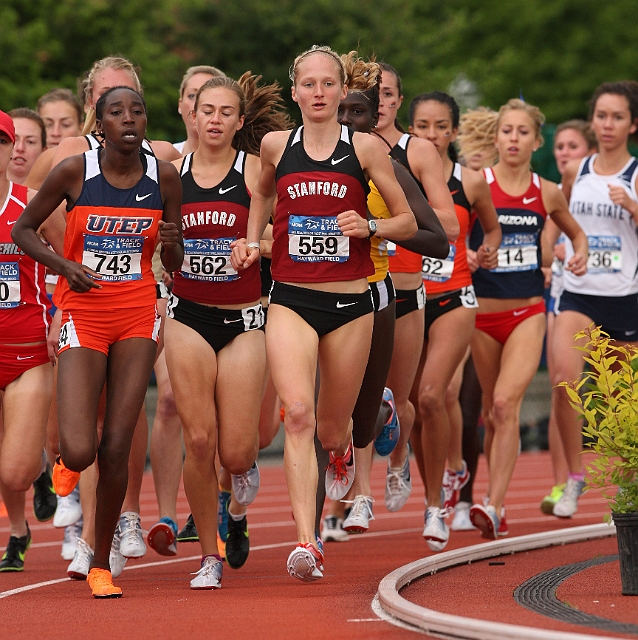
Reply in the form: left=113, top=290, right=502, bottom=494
left=0, top=110, right=64, bottom=572
left=12, top=86, right=183, bottom=597
left=404, top=92, right=501, bottom=551
left=26, top=56, right=180, bottom=191
left=467, top=98, right=587, bottom=538
left=233, top=45, right=416, bottom=581
left=370, top=64, right=458, bottom=512
left=173, top=65, right=226, bottom=155
left=319, top=53, right=448, bottom=541
left=7, top=109, right=46, bottom=186
left=36, top=88, right=83, bottom=149
left=551, top=81, right=638, bottom=518
left=164, top=73, right=290, bottom=589
left=539, top=120, right=596, bottom=515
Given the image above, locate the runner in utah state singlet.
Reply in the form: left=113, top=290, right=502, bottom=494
left=272, top=125, right=373, bottom=283
left=54, top=148, right=162, bottom=311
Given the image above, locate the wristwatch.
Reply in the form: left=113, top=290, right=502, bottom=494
left=367, top=219, right=377, bottom=238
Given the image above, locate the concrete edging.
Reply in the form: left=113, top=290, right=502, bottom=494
left=377, top=523, right=617, bottom=640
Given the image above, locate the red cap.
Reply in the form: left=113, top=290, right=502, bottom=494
left=0, top=111, right=16, bottom=144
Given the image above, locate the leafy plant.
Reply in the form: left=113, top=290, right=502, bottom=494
left=559, top=326, right=638, bottom=518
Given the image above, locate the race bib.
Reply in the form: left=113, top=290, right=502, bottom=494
left=0, top=262, right=21, bottom=308
left=82, top=235, right=143, bottom=282
left=288, top=215, right=349, bottom=262
left=422, top=244, right=456, bottom=282
left=242, top=303, right=265, bottom=331
left=494, top=233, right=538, bottom=273
left=459, top=285, right=478, bottom=309
left=181, top=238, right=238, bottom=282
left=587, top=235, right=622, bottom=274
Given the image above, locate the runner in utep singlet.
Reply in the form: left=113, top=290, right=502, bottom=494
left=12, top=87, right=183, bottom=598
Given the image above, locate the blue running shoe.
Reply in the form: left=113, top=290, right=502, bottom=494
left=218, top=489, right=232, bottom=543
left=374, top=387, right=400, bottom=456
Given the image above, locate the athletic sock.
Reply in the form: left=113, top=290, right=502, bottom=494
left=228, top=509, right=246, bottom=522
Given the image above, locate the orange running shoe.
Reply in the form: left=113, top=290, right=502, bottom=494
left=52, top=456, right=80, bottom=497
left=87, top=568, right=122, bottom=598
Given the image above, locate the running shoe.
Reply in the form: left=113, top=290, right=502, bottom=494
left=423, top=506, right=451, bottom=552
left=450, top=501, right=476, bottom=531
left=342, top=495, right=374, bottom=533
left=68, top=537, right=94, bottom=579
left=286, top=543, right=324, bottom=582
left=374, top=387, right=400, bottom=456
left=225, top=513, right=249, bottom=569
left=320, top=516, right=349, bottom=543
left=441, top=460, right=470, bottom=510
left=118, top=512, right=146, bottom=558
left=498, top=507, right=509, bottom=537
left=52, top=456, right=80, bottom=497
left=33, top=466, right=57, bottom=522
left=0, top=523, right=31, bottom=572
left=325, top=437, right=355, bottom=501
left=53, top=485, right=82, bottom=528
left=385, top=456, right=412, bottom=512
left=217, top=489, right=232, bottom=543
left=109, top=523, right=127, bottom=578
left=469, top=503, right=500, bottom=540
left=87, top=568, right=122, bottom=598
left=553, top=477, right=586, bottom=518
left=541, top=483, right=566, bottom=515
left=232, top=463, right=260, bottom=506
left=147, top=517, right=178, bottom=557
left=177, top=513, right=199, bottom=542
left=61, top=517, right=83, bottom=560
left=190, top=555, right=223, bottom=590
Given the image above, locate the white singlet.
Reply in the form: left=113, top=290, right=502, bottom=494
left=563, top=154, right=638, bottom=296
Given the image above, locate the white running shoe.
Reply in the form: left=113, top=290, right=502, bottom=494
left=190, top=555, right=223, bottom=590
left=553, top=477, right=586, bottom=518
left=53, top=486, right=82, bottom=529
left=441, top=460, right=470, bottom=510
left=451, top=501, right=476, bottom=531
left=109, top=523, right=127, bottom=578
left=325, top=437, right=355, bottom=501
left=61, top=517, right=83, bottom=560
left=385, top=456, right=412, bottom=512
left=118, top=511, right=146, bottom=558
left=286, top=543, right=324, bottom=582
left=320, top=516, right=349, bottom=542
left=232, top=462, right=260, bottom=506
left=342, top=495, right=374, bottom=533
left=423, top=506, right=451, bottom=552
left=67, top=538, right=94, bottom=579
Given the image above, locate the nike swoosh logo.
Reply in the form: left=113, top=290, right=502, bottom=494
left=7, top=220, right=16, bottom=225
left=219, top=185, right=237, bottom=195
left=513, top=310, right=526, bottom=316
left=438, top=299, right=452, bottom=307
left=396, top=298, right=408, bottom=304
left=136, top=193, right=152, bottom=202
left=223, top=318, right=242, bottom=324
left=522, top=197, right=537, bottom=205
left=331, top=156, right=349, bottom=165
left=625, top=330, right=637, bottom=336
left=449, top=190, right=459, bottom=196
left=17, top=355, right=35, bottom=360
left=336, top=301, right=357, bottom=308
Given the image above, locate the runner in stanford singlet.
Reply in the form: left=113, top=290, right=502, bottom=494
left=232, top=46, right=416, bottom=583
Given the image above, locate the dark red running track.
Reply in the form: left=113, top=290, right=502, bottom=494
left=0, top=452, right=625, bottom=639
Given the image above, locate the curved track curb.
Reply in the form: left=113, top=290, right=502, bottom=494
left=377, top=523, right=618, bottom=640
